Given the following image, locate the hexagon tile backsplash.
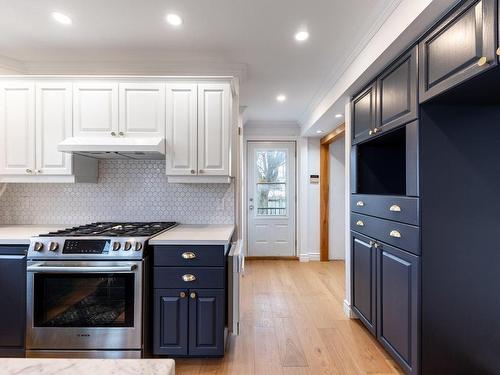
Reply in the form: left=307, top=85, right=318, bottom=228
left=0, top=160, right=235, bottom=225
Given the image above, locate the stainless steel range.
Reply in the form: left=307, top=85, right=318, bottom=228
left=26, top=222, right=177, bottom=359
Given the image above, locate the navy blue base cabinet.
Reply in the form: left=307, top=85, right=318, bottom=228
left=153, top=245, right=227, bottom=357
left=0, top=246, right=27, bottom=358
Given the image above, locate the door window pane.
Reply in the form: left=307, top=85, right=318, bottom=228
left=255, top=150, right=287, bottom=216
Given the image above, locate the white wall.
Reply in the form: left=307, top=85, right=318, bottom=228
left=306, top=137, right=321, bottom=260
left=329, top=135, right=346, bottom=260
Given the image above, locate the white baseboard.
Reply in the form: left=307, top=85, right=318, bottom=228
left=343, top=299, right=357, bottom=319
left=299, top=252, right=320, bottom=262
left=299, top=254, right=310, bottom=262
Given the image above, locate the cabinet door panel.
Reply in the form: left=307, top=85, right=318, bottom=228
left=198, top=84, right=230, bottom=176
left=419, top=0, right=496, bottom=102
left=189, top=289, right=225, bottom=356
left=166, top=84, right=198, bottom=176
left=352, top=82, right=376, bottom=144
left=0, top=82, right=35, bottom=175
left=119, top=83, right=165, bottom=137
left=377, top=243, right=420, bottom=375
left=73, top=82, right=118, bottom=137
left=154, top=289, right=188, bottom=356
left=377, top=46, right=417, bottom=131
left=351, top=232, right=376, bottom=334
left=0, top=252, right=26, bottom=354
left=35, top=82, right=73, bottom=175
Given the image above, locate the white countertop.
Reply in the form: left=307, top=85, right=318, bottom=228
left=1, top=358, right=175, bottom=375
left=0, top=225, right=69, bottom=245
left=149, top=224, right=235, bottom=245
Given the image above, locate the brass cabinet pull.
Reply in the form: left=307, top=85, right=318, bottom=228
left=182, top=274, right=196, bottom=282
left=190, top=292, right=197, bottom=299
left=356, top=201, right=365, bottom=207
left=356, top=220, right=364, bottom=227
left=182, top=251, right=196, bottom=259
left=369, top=130, right=373, bottom=135
left=373, top=127, right=379, bottom=133
left=477, top=56, right=488, bottom=67
left=389, top=230, right=401, bottom=238
left=389, top=204, right=401, bottom=212
left=179, top=291, right=186, bottom=298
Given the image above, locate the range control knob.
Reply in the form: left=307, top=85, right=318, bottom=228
left=124, top=242, right=132, bottom=251
left=112, top=242, right=121, bottom=251
left=49, top=242, right=59, bottom=252
left=135, top=242, right=143, bottom=251
left=34, top=242, right=44, bottom=252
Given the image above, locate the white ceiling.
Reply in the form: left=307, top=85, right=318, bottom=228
left=0, top=0, right=398, bottom=126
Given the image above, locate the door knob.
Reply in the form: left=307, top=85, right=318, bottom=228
left=249, top=205, right=254, bottom=210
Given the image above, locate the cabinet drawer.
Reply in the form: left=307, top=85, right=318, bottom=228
left=154, top=245, right=226, bottom=267
left=351, top=213, right=420, bottom=255
left=351, top=195, right=419, bottom=225
left=154, top=267, right=225, bottom=289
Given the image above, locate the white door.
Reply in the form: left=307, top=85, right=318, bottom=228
left=197, top=83, right=230, bottom=176
left=35, top=82, right=73, bottom=175
left=0, top=82, right=36, bottom=175
left=165, top=83, right=198, bottom=176
left=73, top=82, right=119, bottom=137
left=119, top=82, right=165, bottom=138
left=247, top=142, right=296, bottom=256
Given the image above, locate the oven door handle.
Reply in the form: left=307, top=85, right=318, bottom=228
left=26, top=264, right=138, bottom=273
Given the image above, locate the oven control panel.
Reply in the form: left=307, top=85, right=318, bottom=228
left=27, top=237, right=147, bottom=259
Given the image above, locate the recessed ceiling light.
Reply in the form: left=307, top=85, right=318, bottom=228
left=316, top=130, right=324, bottom=134
left=52, top=11, right=72, bottom=25
left=295, top=30, right=309, bottom=42
left=335, top=113, right=344, bottom=118
left=166, top=13, right=183, bottom=26
left=276, top=94, right=287, bottom=102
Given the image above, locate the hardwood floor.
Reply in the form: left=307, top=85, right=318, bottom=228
left=175, top=260, right=404, bottom=375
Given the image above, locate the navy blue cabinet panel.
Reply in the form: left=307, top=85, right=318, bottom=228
left=351, top=232, right=376, bottom=334
left=377, top=46, right=418, bottom=132
left=352, top=82, right=377, bottom=144
left=351, top=195, right=420, bottom=226
left=351, top=213, right=420, bottom=255
left=419, top=0, right=497, bottom=102
left=189, top=289, right=225, bottom=356
left=377, top=243, right=420, bottom=375
left=154, top=245, right=226, bottom=267
left=0, top=246, right=27, bottom=358
left=154, top=267, right=225, bottom=289
left=154, top=289, right=188, bottom=356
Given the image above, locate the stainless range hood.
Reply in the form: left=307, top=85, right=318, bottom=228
left=58, top=137, right=166, bottom=160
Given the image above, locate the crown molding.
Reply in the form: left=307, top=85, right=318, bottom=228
left=298, top=0, right=403, bottom=127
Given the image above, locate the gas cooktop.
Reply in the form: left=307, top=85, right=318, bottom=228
left=28, top=222, right=178, bottom=259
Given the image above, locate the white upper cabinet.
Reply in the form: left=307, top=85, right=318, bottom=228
left=197, top=83, right=230, bottom=176
left=165, top=83, right=198, bottom=176
left=0, top=82, right=36, bottom=175
left=74, top=82, right=119, bottom=137
left=35, top=82, right=73, bottom=175
left=119, top=83, right=165, bottom=138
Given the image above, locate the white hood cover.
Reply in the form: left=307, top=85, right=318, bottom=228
left=58, top=137, right=165, bottom=160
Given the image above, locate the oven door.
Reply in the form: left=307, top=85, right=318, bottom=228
left=26, top=260, right=143, bottom=351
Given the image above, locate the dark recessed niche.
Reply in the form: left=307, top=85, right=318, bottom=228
left=356, top=127, right=406, bottom=195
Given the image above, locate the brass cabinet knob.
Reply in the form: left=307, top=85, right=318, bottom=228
left=111, top=131, right=117, bottom=136
left=180, top=291, right=186, bottom=298
left=182, top=251, right=196, bottom=260
left=389, top=204, right=401, bottom=212
left=356, top=201, right=364, bottom=207
left=356, top=220, right=364, bottom=227
left=497, top=47, right=500, bottom=56
left=368, top=130, right=373, bottom=135
left=190, top=292, right=196, bottom=299
left=373, top=242, right=381, bottom=249
left=182, top=274, right=196, bottom=282
left=477, top=56, right=488, bottom=67
left=389, top=230, right=401, bottom=238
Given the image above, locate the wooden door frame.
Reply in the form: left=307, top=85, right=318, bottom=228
left=320, top=124, right=346, bottom=261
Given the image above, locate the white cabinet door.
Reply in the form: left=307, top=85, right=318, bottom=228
left=165, top=83, right=198, bottom=176
left=35, top=82, right=73, bottom=175
left=0, top=82, right=36, bottom=175
left=119, top=82, right=165, bottom=137
left=197, top=83, right=230, bottom=176
left=73, top=82, right=118, bottom=137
